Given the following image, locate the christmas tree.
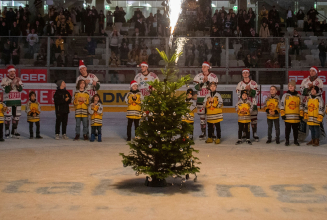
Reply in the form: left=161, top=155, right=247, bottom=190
left=120, top=49, right=201, bottom=187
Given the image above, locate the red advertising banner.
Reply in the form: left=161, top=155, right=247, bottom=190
left=1, top=89, right=73, bottom=105
left=0, top=69, right=47, bottom=83
left=288, top=71, right=327, bottom=85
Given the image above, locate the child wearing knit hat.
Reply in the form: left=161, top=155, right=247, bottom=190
left=280, top=80, right=303, bottom=146
left=125, top=80, right=143, bottom=141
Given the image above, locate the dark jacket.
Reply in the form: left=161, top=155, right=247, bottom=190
left=54, top=88, right=72, bottom=114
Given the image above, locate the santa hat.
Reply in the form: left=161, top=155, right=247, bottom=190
left=242, top=69, right=250, bottom=73
left=310, top=66, right=320, bottom=73
left=139, top=62, right=148, bottom=67
left=7, top=65, right=15, bottom=73
left=130, top=80, right=138, bottom=88
left=79, top=60, right=86, bottom=70
left=202, top=61, right=211, bottom=68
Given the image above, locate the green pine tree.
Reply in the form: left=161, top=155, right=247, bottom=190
left=120, top=49, right=201, bottom=187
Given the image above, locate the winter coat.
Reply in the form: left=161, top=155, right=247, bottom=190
left=54, top=88, right=72, bottom=114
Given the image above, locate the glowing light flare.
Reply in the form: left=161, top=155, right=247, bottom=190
left=168, top=0, right=183, bottom=48
left=175, top=37, right=188, bottom=63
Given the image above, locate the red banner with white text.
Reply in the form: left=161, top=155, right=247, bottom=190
left=288, top=71, right=327, bottom=85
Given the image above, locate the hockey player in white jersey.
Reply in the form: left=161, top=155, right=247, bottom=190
left=193, top=61, right=218, bottom=139
left=0, top=65, right=24, bottom=138
left=134, top=62, right=159, bottom=97
left=75, top=60, right=100, bottom=97
left=236, top=69, right=259, bottom=141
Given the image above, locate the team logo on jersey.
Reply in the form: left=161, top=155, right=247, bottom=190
left=288, top=101, right=297, bottom=110
left=308, top=103, right=317, bottom=112
left=268, top=103, right=276, bottom=110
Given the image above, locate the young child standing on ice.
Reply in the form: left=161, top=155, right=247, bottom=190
left=88, top=94, right=103, bottom=142
left=125, top=80, right=143, bottom=141
left=235, top=90, right=253, bottom=145
left=73, top=80, right=90, bottom=141
left=263, top=86, right=280, bottom=144
left=0, top=95, right=7, bottom=142
left=25, top=91, right=42, bottom=139
left=182, top=89, right=197, bottom=139
left=280, top=80, right=303, bottom=146
left=203, top=82, right=223, bottom=144
left=304, top=86, right=325, bottom=147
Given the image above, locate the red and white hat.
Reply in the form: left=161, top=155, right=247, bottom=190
left=242, top=69, right=250, bottom=73
left=202, top=61, right=211, bottom=68
left=79, top=60, right=86, bottom=70
left=7, top=65, right=15, bottom=73
left=140, top=62, right=148, bottom=67
left=130, top=80, right=138, bottom=88
left=310, top=66, right=320, bottom=73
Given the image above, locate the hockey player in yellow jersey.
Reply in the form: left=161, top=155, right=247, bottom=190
left=203, top=82, right=223, bottom=144
left=125, top=80, right=143, bottom=141
left=0, top=95, right=7, bottom=142
left=263, top=86, right=280, bottom=144
left=280, top=80, right=303, bottom=146
left=183, top=89, right=197, bottom=139
left=73, top=80, right=90, bottom=141
left=235, top=90, right=253, bottom=145
left=25, top=91, right=42, bottom=139
left=304, top=86, right=325, bottom=147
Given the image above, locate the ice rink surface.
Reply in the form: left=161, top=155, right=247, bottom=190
left=1, top=112, right=327, bottom=220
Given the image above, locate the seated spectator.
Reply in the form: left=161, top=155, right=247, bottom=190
left=26, top=29, right=39, bottom=58
left=314, top=18, right=321, bottom=34
left=109, top=51, right=120, bottom=67
left=84, top=37, right=96, bottom=56
left=128, top=47, right=140, bottom=65
left=67, top=17, right=74, bottom=35
left=34, top=51, right=47, bottom=66
left=120, top=42, right=130, bottom=65
left=237, top=47, right=246, bottom=61
left=250, top=54, right=258, bottom=68
left=234, top=26, right=242, bottom=37
left=276, top=38, right=286, bottom=68
left=0, top=21, right=9, bottom=37
left=139, top=49, right=148, bottom=63
left=110, top=29, right=120, bottom=55
left=132, top=28, right=142, bottom=46
left=265, top=60, right=273, bottom=68
left=55, top=36, right=65, bottom=52
left=148, top=48, right=160, bottom=66
left=47, top=21, right=57, bottom=36
left=121, top=35, right=129, bottom=46
left=273, top=61, right=280, bottom=68
left=148, top=19, right=158, bottom=36
left=11, top=41, right=20, bottom=65
left=56, top=50, right=68, bottom=67
left=244, top=54, right=252, bottom=68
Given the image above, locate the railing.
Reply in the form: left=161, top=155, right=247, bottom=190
left=0, top=35, right=325, bottom=84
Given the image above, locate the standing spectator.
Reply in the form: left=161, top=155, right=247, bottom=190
left=98, top=10, right=105, bottom=33
left=135, top=17, right=146, bottom=36
left=296, top=9, right=305, bottom=29
left=318, top=40, right=327, bottom=68
left=72, top=53, right=80, bottom=67
left=272, top=22, right=282, bottom=37
left=244, top=54, right=252, bottom=68
left=120, top=42, right=130, bottom=65
left=305, top=19, right=314, bottom=32
left=307, top=6, right=318, bottom=22
left=34, top=20, right=43, bottom=36
left=248, top=8, right=256, bottom=29
left=85, top=10, right=95, bottom=36
left=276, top=38, right=286, bottom=68
left=268, top=6, right=280, bottom=24
left=57, top=19, right=69, bottom=36
left=197, top=40, right=209, bottom=66
left=47, top=21, right=56, bottom=36
left=259, top=22, right=270, bottom=52
left=321, top=20, right=327, bottom=32
left=2, top=39, right=11, bottom=65
left=5, top=8, right=15, bottom=29
left=113, top=6, right=123, bottom=33
left=110, top=29, right=120, bottom=55
left=26, top=29, right=39, bottom=59
left=106, top=11, right=113, bottom=27
left=0, top=21, right=9, bottom=37
left=36, top=13, right=45, bottom=27
left=11, top=41, right=20, bottom=65
left=184, top=41, right=195, bottom=66
left=260, top=5, right=269, bottom=24
left=290, top=30, right=301, bottom=56
left=109, top=51, right=120, bottom=67
left=210, top=38, right=222, bottom=67
left=148, top=48, right=160, bottom=66
left=242, top=16, right=252, bottom=37
left=56, top=50, right=68, bottom=67
left=70, top=8, right=77, bottom=26
left=286, top=7, right=294, bottom=27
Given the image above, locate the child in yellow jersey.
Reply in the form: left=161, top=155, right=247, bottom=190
left=235, top=90, right=253, bottom=145
left=125, top=80, right=143, bottom=141
left=183, top=89, right=197, bottom=139
left=304, top=86, right=325, bottom=147
left=25, top=91, right=42, bottom=139
left=280, top=80, right=303, bottom=146
left=263, top=86, right=280, bottom=144
left=203, top=82, right=223, bottom=144
left=0, top=95, right=7, bottom=142
left=73, top=80, right=90, bottom=141
left=88, top=94, right=103, bottom=142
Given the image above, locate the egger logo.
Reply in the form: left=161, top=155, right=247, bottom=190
left=288, top=101, right=297, bottom=110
